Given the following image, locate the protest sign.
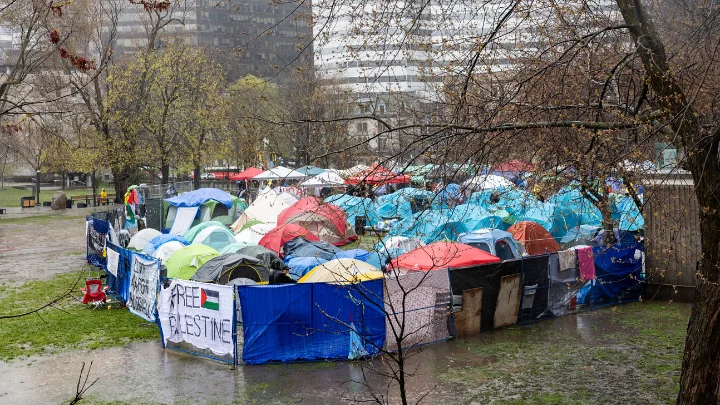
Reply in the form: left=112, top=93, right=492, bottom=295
left=159, top=279, right=235, bottom=356
left=106, top=247, right=120, bottom=277
left=128, top=254, right=160, bottom=322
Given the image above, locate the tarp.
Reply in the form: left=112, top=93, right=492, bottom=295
left=296, top=165, right=327, bottom=177
left=585, top=243, right=644, bottom=305
left=389, top=209, right=468, bottom=244
left=258, top=224, right=319, bottom=254
left=142, top=234, right=190, bottom=255
left=253, top=166, right=308, bottom=180
left=169, top=207, right=199, bottom=235
left=236, top=245, right=286, bottom=270
left=449, top=204, right=509, bottom=231
left=374, top=188, right=444, bottom=220
left=239, top=279, right=385, bottom=363
left=165, top=188, right=234, bottom=208
left=391, top=241, right=501, bottom=271
left=507, top=221, right=560, bottom=255
left=229, top=167, right=263, bottom=181
left=333, top=249, right=370, bottom=262
left=283, top=237, right=341, bottom=261
left=560, top=225, right=602, bottom=246
left=191, top=253, right=271, bottom=284
left=284, top=255, right=328, bottom=280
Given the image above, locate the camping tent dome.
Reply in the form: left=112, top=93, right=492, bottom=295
left=165, top=188, right=243, bottom=234
left=127, top=228, right=162, bottom=251
left=142, top=234, right=189, bottom=255
left=183, top=221, right=226, bottom=242
left=258, top=224, right=319, bottom=254
left=391, top=241, right=501, bottom=271
left=235, top=223, right=275, bottom=245
left=457, top=228, right=522, bottom=260
left=219, top=241, right=253, bottom=255
left=230, top=189, right=297, bottom=231
left=166, top=244, right=220, bottom=279
left=277, top=197, right=357, bottom=246
left=299, top=258, right=383, bottom=283
left=236, top=245, right=286, bottom=270
left=152, top=241, right=186, bottom=263
left=191, top=225, right=236, bottom=251
left=507, top=220, right=560, bottom=255
left=191, top=253, right=271, bottom=284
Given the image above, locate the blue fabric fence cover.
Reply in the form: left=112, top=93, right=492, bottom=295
left=239, top=279, right=385, bottom=364
left=87, top=217, right=110, bottom=267
left=588, top=243, right=645, bottom=306
left=104, top=241, right=131, bottom=302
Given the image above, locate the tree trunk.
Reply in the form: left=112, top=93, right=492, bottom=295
left=598, top=198, right=617, bottom=246
left=112, top=166, right=131, bottom=204
left=193, top=165, right=201, bottom=190
left=161, top=164, right=170, bottom=185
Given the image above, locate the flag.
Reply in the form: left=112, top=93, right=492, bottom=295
left=200, top=288, right=219, bottom=310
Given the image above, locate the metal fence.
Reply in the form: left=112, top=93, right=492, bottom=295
left=144, top=181, right=194, bottom=199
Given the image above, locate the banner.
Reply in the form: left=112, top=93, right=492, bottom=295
left=159, top=279, right=235, bottom=357
left=128, top=254, right=160, bottom=322
left=106, top=247, right=120, bottom=277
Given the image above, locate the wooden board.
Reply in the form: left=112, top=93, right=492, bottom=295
left=454, top=288, right=482, bottom=337
left=494, top=274, right=521, bottom=329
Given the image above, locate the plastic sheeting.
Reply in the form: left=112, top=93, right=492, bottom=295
left=238, top=280, right=385, bottom=364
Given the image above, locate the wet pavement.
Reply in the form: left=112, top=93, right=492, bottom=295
left=0, top=303, right=691, bottom=404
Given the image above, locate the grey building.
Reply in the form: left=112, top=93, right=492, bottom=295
left=113, top=0, right=313, bottom=81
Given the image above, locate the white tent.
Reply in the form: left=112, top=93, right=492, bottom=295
left=463, top=174, right=513, bottom=190
left=152, top=241, right=185, bottom=264
left=253, top=166, right=308, bottom=180
left=338, top=164, right=369, bottom=178
left=235, top=223, right=275, bottom=245
left=127, top=228, right=162, bottom=251
left=300, top=169, right=346, bottom=187
left=230, top=189, right=297, bottom=232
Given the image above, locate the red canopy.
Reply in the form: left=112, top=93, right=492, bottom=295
left=277, top=197, right=357, bottom=245
left=507, top=220, right=559, bottom=255
left=391, top=241, right=501, bottom=271
left=258, top=224, right=319, bottom=255
left=346, top=164, right=410, bottom=185
left=492, top=160, right=535, bottom=173
left=229, top=167, right=264, bottom=181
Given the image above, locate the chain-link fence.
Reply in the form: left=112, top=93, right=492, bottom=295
left=144, top=181, right=194, bottom=199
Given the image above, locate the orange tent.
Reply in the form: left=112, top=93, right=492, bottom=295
left=507, top=220, right=559, bottom=255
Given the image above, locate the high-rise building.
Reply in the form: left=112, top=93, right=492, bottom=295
left=113, top=0, right=313, bottom=81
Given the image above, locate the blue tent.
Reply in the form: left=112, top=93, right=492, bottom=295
left=390, top=209, right=468, bottom=244
left=548, top=189, right=603, bottom=239
left=611, top=195, right=644, bottom=231
left=436, top=183, right=463, bottom=205
left=516, top=205, right=555, bottom=233
left=325, top=194, right=380, bottom=226
left=283, top=237, right=341, bottom=261
left=468, top=186, right=539, bottom=218
left=296, top=165, right=326, bottom=176
left=560, top=225, right=602, bottom=245
left=165, top=188, right=234, bottom=208
left=592, top=228, right=638, bottom=247
left=449, top=204, right=509, bottom=231
left=142, top=234, right=190, bottom=255
left=333, top=249, right=370, bottom=262
left=373, top=236, right=425, bottom=264
left=374, top=188, right=445, bottom=220
left=579, top=242, right=644, bottom=306
left=284, top=255, right=328, bottom=280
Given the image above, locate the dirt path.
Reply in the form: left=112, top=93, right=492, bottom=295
left=0, top=215, right=88, bottom=284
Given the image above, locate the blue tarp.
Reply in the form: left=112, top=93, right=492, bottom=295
left=389, top=209, right=468, bottom=244
left=239, top=280, right=385, bottom=364
left=548, top=189, right=602, bottom=238
left=560, top=225, right=602, bottom=245
left=165, top=188, right=234, bottom=208
left=325, top=194, right=380, bottom=227
left=333, top=249, right=370, bottom=262
left=611, top=195, right=644, bottom=231
left=374, top=188, right=445, bottom=220
left=87, top=218, right=110, bottom=267
left=283, top=237, right=341, bottom=261
left=142, top=234, right=190, bottom=255
left=586, top=243, right=644, bottom=305
left=449, top=204, right=508, bottom=231
left=284, top=255, right=328, bottom=280
left=104, top=241, right=131, bottom=302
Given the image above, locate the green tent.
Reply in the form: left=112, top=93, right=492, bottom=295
left=166, top=244, right=220, bottom=279
left=183, top=221, right=226, bottom=242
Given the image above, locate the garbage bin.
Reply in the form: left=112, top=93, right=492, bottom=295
left=354, top=216, right=366, bottom=235
left=66, top=199, right=73, bottom=209
left=20, top=196, right=36, bottom=208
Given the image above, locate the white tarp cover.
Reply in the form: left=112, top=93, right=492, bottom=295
left=253, top=166, right=308, bottom=180
left=300, top=169, right=346, bottom=187
left=170, top=207, right=199, bottom=235
left=159, top=279, right=236, bottom=356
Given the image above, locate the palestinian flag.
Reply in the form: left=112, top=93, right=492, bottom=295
left=200, top=288, right=219, bottom=311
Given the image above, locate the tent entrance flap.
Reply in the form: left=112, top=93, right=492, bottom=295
left=170, top=207, right=199, bottom=235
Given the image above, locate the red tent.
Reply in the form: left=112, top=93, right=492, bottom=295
left=229, top=167, right=264, bottom=181
left=507, top=220, right=559, bottom=255
left=492, top=160, right=535, bottom=173
left=346, top=164, right=410, bottom=185
left=277, top=197, right=357, bottom=245
left=391, top=241, right=501, bottom=271
left=258, top=224, right=319, bottom=255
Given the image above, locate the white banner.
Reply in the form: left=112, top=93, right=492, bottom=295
left=106, top=248, right=120, bottom=277
left=158, top=279, right=235, bottom=357
left=128, top=254, right=160, bottom=322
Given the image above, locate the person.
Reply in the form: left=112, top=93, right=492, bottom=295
left=99, top=188, right=107, bottom=205
left=269, top=268, right=297, bottom=284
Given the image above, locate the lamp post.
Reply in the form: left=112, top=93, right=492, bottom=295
left=35, top=169, right=40, bottom=205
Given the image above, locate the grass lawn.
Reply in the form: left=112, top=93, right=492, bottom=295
left=0, top=186, right=105, bottom=207
left=0, top=270, right=159, bottom=361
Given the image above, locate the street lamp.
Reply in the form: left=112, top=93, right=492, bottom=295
left=35, top=169, right=40, bottom=205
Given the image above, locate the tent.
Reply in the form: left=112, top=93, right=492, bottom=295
left=299, top=258, right=383, bottom=283
left=142, top=234, right=189, bottom=255
left=457, top=229, right=522, bottom=260
left=296, top=165, right=326, bottom=177
left=127, top=228, right=162, bottom=251
left=325, top=194, right=380, bottom=227
left=507, top=220, right=560, bottom=255
left=219, top=241, right=253, bottom=254
left=230, top=189, right=298, bottom=231
left=191, top=225, right=236, bottom=251
left=332, top=249, right=370, bottom=261
left=259, top=224, right=319, bottom=254
left=374, top=188, right=444, bottom=220
left=235, top=223, right=275, bottom=245
left=166, top=244, right=220, bottom=279
left=592, top=228, right=639, bottom=247
left=229, top=167, right=264, bottom=181
left=391, top=241, right=501, bottom=271
left=152, top=241, right=186, bottom=264
left=283, top=237, right=341, bottom=261
left=390, top=209, right=468, bottom=244
left=300, top=169, right=346, bottom=187
left=450, top=204, right=509, bottom=231
left=436, top=183, right=463, bottom=205
left=548, top=189, right=603, bottom=238
left=492, top=160, right=535, bottom=173
left=463, top=174, right=513, bottom=191
left=190, top=253, right=271, bottom=284
left=252, top=166, right=308, bottom=181
left=338, top=164, right=370, bottom=178
left=284, top=255, right=328, bottom=280
left=183, top=221, right=227, bottom=242
left=560, top=225, right=602, bottom=247
left=515, top=205, right=555, bottom=233
left=611, top=195, right=644, bottom=231
left=277, top=197, right=357, bottom=245
left=164, top=188, right=244, bottom=234
left=236, top=245, right=286, bottom=270
left=374, top=236, right=425, bottom=264
left=346, top=164, right=411, bottom=185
